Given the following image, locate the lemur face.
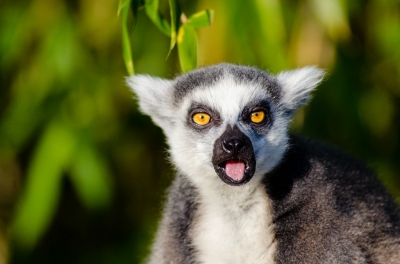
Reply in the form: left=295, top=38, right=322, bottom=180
left=174, top=75, right=284, bottom=187
left=127, top=64, right=324, bottom=188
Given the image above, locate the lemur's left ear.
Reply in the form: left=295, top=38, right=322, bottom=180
left=126, top=75, right=175, bottom=132
left=276, top=66, right=325, bottom=113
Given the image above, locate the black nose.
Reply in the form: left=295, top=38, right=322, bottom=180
left=222, top=138, right=244, bottom=156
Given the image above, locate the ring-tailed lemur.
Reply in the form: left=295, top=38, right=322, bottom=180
left=127, top=63, right=400, bottom=264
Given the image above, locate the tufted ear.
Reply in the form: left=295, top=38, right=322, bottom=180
left=126, top=75, right=175, bottom=132
left=276, top=66, right=325, bottom=113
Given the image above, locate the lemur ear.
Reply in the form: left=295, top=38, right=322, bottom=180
left=126, top=75, right=175, bottom=132
left=276, top=66, right=325, bottom=113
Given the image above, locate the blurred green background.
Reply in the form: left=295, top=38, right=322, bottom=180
left=1, top=0, right=400, bottom=263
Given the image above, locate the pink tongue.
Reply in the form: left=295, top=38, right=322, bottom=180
left=225, top=161, right=245, bottom=181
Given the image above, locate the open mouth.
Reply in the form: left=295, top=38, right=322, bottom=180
left=219, top=159, right=247, bottom=181
left=215, top=158, right=255, bottom=186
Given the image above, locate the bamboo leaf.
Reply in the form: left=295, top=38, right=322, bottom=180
left=11, top=121, right=77, bottom=249
left=69, top=142, right=113, bottom=210
left=145, top=0, right=171, bottom=36
left=120, top=0, right=135, bottom=75
left=117, top=0, right=131, bottom=16
left=168, top=0, right=182, bottom=55
left=177, top=24, right=197, bottom=72
left=131, top=0, right=144, bottom=18
left=130, top=0, right=145, bottom=32
left=186, top=9, right=214, bottom=28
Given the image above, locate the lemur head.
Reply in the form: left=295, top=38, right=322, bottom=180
left=127, top=64, right=324, bottom=189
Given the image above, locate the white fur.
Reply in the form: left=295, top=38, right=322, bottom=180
left=277, top=66, right=325, bottom=111
left=192, top=184, right=276, bottom=264
left=126, top=75, right=175, bottom=133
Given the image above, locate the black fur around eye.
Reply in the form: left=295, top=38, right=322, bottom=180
left=242, top=101, right=271, bottom=127
left=187, top=104, right=220, bottom=130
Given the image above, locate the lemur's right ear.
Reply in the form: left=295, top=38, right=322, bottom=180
left=126, top=75, right=175, bottom=132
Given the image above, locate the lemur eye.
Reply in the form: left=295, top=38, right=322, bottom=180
left=250, top=111, right=265, bottom=123
left=192, top=113, right=211, bottom=126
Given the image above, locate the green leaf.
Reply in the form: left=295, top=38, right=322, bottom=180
left=177, top=24, right=197, bottom=72
left=120, top=0, right=135, bottom=75
left=130, top=0, right=145, bottom=33
left=186, top=9, right=214, bottom=28
left=69, top=142, right=113, bottom=210
left=117, top=0, right=131, bottom=16
left=0, top=95, right=43, bottom=154
left=145, top=0, right=171, bottom=36
left=11, top=121, right=77, bottom=249
left=168, top=0, right=182, bottom=55
left=131, top=0, right=144, bottom=17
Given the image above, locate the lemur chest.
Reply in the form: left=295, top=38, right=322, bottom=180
left=192, top=185, right=276, bottom=264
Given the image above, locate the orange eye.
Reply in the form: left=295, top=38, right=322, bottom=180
left=192, top=113, right=211, bottom=126
left=250, top=111, right=265, bottom=123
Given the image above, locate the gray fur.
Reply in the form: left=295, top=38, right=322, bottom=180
left=147, top=176, right=198, bottom=264
left=127, top=63, right=400, bottom=264
left=173, top=63, right=281, bottom=105
left=265, top=135, right=400, bottom=263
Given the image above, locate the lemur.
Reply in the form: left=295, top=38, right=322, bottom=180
left=127, top=63, right=400, bottom=264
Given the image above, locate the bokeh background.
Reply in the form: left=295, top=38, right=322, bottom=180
left=1, top=0, right=400, bottom=263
